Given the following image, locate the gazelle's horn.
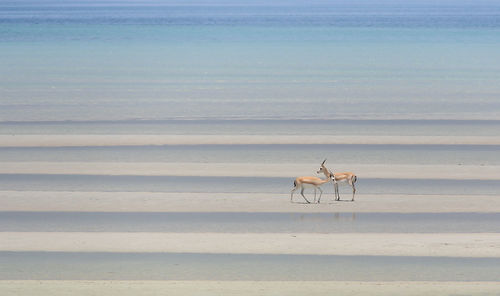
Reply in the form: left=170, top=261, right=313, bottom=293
left=321, top=158, right=327, bottom=165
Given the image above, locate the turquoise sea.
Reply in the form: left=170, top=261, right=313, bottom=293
left=1, top=0, right=500, bottom=122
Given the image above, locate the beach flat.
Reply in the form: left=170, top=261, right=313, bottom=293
left=1, top=162, right=499, bottom=180
left=1, top=191, right=498, bottom=213
left=1, top=232, right=499, bottom=258
left=1, top=281, right=499, bottom=296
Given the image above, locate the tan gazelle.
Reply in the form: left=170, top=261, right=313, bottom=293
left=291, top=159, right=334, bottom=204
left=314, top=160, right=337, bottom=203
left=318, top=165, right=358, bottom=201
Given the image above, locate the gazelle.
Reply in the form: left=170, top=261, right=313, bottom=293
left=317, top=165, right=358, bottom=202
left=291, top=159, right=334, bottom=204
left=331, top=171, right=357, bottom=201
left=315, top=161, right=336, bottom=203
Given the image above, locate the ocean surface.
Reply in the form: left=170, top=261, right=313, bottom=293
left=2, top=212, right=499, bottom=233
left=1, top=0, right=500, bottom=122
left=1, top=0, right=499, bottom=284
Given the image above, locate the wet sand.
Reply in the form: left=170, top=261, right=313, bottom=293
left=2, top=232, right=499, bottom=257
left=1, top=162, right=500, bottom=180
left=1, top=281, right=499, bottom=296
left=1, top=191, right=499, bottom=213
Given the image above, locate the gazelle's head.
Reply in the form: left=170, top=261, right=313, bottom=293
left=316, top=159, right=330, bottom=177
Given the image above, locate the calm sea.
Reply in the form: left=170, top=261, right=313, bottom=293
left=1, top=0, right=500, bottom=123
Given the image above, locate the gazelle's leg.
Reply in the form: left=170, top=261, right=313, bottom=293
left=314, top=188, right=317, bottom=203
left=300, top=188, right=311, bottom=204
left=317, top=187, right=323, bottom=203
left=351, top=182, right=356, bottom=201
left=335, top=182, right=341, bottom=201
left=290, top=187, right=297, bottom=203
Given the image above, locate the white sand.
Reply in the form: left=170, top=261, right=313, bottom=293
left=0, top=281, right=499, bottom=296
left=2, top=232, right=499, bottom=258
left=1, top=134, right=499, bottom=147
left=2, top=162, right=499, bottom=180
left=0, top=191, right=498, bottom=213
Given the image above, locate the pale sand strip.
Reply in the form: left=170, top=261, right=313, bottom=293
left=2, top=162, right=500, bottom=180
left=2, top=232, right=500, bottom=258
left=1, top=281, right=499, bottom=296
left=1, top=191, right=498, bottom=213
left=1, top=134, right=500, bottom=147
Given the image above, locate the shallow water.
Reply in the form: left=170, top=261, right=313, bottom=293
left=2, top=119, right=500, bottom=136
left=1, top=143, right=499, bottom=165
left=1, top=212, right=498, bottom=233
left=0, top=174, right=498, bottom=195
left=1, top=252, right=499, bottom=281
left=2, top=1, right=500, bottom=121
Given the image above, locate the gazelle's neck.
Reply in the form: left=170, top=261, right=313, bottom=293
left=320, top=165, right=332, bottom=181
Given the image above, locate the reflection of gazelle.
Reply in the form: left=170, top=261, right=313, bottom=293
left=291, top=159, right=333, bottom=204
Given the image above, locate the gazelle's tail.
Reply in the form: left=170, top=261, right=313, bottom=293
left=293, top=180, right=297, bottom=188
left=353, top=175, right=357, bottom=183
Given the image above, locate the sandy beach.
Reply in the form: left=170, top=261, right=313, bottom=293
left=2, top=232, right=499, bottom=257
left=1, top=281, right=499, bottom=296
left=2, top=162, right=500, bottom=180
left=1, top=191, right=499, bottom=213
